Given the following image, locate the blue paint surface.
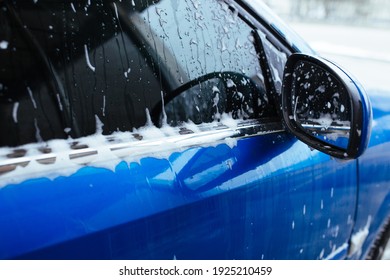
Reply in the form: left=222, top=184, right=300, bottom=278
left=348, top=92, right=390, bottom=259
left=0, top=133, right=359, bottom=259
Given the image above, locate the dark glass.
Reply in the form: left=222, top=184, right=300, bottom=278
left=0, top=0, right=279, bottom=147
left=291, top=60, right=351, bottom=148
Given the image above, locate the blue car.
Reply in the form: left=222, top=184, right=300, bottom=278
left=0, top=0, right=389, bottom=260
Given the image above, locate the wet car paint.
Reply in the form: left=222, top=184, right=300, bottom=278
left=348, top=93, right=390, bottom=259
left=1, top=132, right=358, bottom=259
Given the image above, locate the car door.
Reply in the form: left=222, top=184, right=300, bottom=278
left=0, top=0, right=357, bottom=259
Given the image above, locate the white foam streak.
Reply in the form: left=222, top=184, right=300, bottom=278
left=84, top=44, right=95, bottom=72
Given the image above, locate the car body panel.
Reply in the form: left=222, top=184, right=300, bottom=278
left=1, top=132, right=357, bottom=259
left=348, top=92, right=390, bottom=259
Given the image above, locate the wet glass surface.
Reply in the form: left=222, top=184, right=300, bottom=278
left=291, top=60, right=351, bottom=149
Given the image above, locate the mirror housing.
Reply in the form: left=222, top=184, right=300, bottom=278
left=282, top=54, right=372, bottom=159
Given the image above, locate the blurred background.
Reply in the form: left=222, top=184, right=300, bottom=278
left=264, top=0, right=390, bottom=92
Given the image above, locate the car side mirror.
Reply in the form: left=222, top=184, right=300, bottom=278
left=282, top=54, right=372, bottom=159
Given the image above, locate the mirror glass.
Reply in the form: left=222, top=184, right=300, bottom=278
left=290, top=60, right=351, bottom=149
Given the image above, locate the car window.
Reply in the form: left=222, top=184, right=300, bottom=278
left=0, top=0, right=286, bottom=148
left=143, top=0, right=277, bottom=125
left=1, top=1, right=163, bottom=147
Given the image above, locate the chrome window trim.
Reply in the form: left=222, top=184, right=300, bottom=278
left=0, top=119, right=283, bottom=176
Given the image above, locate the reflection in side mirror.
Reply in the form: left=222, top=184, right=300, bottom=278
left=292, top=60, right=351, bottom=149
left=282, top=54, right=372, bottom=159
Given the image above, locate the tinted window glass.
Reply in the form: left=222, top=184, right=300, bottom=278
left=0, top=0, right=282, bottom=147
left=0, top=4, right=67, bottom=147
left=139, top=0, right=272, bottom=125
left=1, top=1, right=162, bottom=147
